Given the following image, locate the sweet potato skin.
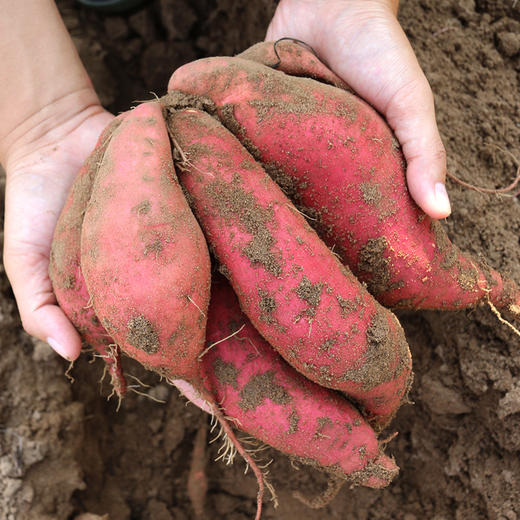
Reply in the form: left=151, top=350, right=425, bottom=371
left=50, top=116, right=127, bottom=396
left=168, top=52, right=520, bottom=318
left=201, top=278, right=399, bottom=488
left=80, top=101, right=211, bottom=380
left=165, top=106, right=412, bottom=427
left=237, top=40, right=349, bottom=90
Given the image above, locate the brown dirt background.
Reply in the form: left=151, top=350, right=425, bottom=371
left=1, top=0, right=520, bottom=518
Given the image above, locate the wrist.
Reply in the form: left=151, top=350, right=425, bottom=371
left=1, top=87, right=104, bottom=172
left=0, top=0, right=100, bottom=168
left=269, top=0, right=399, bottom=49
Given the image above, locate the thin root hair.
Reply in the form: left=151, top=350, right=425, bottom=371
left=128, top=387, right=166, bottom=403
left=487, top=300, right=520, bottom=338
left=198, top=324, right=246, bottom=360
left=65, top=361, right=75, bottom=384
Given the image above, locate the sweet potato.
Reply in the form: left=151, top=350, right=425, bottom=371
left=168, top=47, right=520, bottom=320
left=79, top=101, right=266, bottom=519
left=199, top=277, right=399, bottom=489
left=50, top=115, right=127, bottom=397
left=164, top=105, right=412, bottom=428
left=238, top=39, right=349, bottom=90
left=81, top=102, right=211, bottom=378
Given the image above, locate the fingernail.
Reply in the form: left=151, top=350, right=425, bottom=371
left=434, top=182, right=451, bottom=215
left=47, top=337, right=73, bottom=362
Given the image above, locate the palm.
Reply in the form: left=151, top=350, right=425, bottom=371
left=4, top=109, right=114, bottom=358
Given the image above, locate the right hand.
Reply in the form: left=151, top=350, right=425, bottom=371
left=267, top=0, right=451, bottom=219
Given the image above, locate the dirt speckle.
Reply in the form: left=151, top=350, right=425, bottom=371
left=63, top=274, right=76, bottom=290
left=132, top=199, right=152, bottom=214
left=342, top=312, right=410, bottom=392
left=238, top=370, right=291, bottom=411
left=258, top=288, right=277, bottom=324
left=360, top=182, right=382, bottom=205
left=143, top=239, right=163, bottom=257
left=457, top=267, right=479, bottom=292
left=313, top=417, right=333, bottom=440
left=126, top=315, right=159, bottom=354
left=288, top=410, right=300, bottom=434
left=212, top=358, right=239, bottom=389
left=336, top=295, right=360, bottom=317
left=295, top=275, right=323, bottom=307
left=319, top=338, right=337, bottom=353
left=204, top=178, right=282, bottom=276
left=357, top=237, right=404, bottom=295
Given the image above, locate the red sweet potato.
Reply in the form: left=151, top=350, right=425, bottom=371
left=200, top=277, right=399, bottom=489
left=80, top=102, right=266, bottom=519
left=164, top=105, right=412, bottom=428
left=50, top=115, right=127, bottom=397
left=81, top=101, right=210, bottom=380
left=168, top=48, right=520, bottom=320
left=240, top=39, right=349, bottom=90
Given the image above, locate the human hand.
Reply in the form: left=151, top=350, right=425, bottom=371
left=266, top=0, right=451, bottom=219
left=1, top=96, right=114, bottom=360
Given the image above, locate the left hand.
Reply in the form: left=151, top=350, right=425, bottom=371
left=3, top=95, right=113, bottom=360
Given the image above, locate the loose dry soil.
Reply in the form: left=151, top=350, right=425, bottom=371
left=1, top=0, right=520, bottom=519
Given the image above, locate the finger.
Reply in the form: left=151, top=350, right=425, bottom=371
left=4, top=250, right=82, bottom=361
left=4, top=171, right=83, bottom=361
left=384, top=77, right=451, bottom=219
left=28, top=304, right=82, bottom=361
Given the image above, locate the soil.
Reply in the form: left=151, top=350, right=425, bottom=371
left=1, top=0, right=519, bottom=519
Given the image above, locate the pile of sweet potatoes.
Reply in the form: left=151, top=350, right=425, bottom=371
left=50, top=40, right=520, bottom=518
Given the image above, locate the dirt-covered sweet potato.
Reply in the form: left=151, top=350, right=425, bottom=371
left=80, top=101, right=266, bottom=519
left=200, top=277, right=399, bottom=489
left=165, top=105, right=412, bottom=429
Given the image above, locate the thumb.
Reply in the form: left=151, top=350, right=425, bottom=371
left=4, top=250, right=83, bottom=360
left=384, top=77, right=451, bottom=219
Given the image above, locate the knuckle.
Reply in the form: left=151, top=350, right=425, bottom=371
left=20, top=315, right=38, bottom=339
left=392, top=78, right=433, bottom=113
left=432, top=145, right=447, bottom=164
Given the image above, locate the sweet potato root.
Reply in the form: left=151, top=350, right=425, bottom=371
left=168, top=47, right=520, bottom=320
left=81, top=101, right=211, bottom=379
left=164, top=105, right=412, bottom=428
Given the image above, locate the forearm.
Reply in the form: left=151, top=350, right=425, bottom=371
left=0, top=0, right=98, bottom=166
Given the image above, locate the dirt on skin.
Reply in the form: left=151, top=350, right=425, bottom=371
left=1, top=0, right=520, bottom=519
left=238, top=371, right=292, bottom=412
